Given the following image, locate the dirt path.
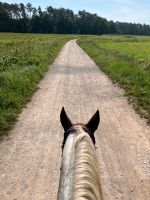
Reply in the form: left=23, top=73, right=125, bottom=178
left=0, top=40, right=150, bottom=200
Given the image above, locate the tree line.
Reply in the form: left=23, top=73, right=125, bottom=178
left=0, top=2, right=150, bottom=35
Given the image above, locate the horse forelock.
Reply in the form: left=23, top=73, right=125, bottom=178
left=62, top=124, right=95, bottom=151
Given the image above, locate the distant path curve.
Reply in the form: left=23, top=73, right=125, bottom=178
left=0, top=40, right=149, bottom=200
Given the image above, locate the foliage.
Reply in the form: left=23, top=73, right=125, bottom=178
left=0, top=2, right=150, bottom=35
left=78, top=35, right=150, bottom=124
left=0, top=33, right=77, bottom=134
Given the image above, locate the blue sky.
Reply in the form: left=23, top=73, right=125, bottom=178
left=4, top=0, right=150, bottom=24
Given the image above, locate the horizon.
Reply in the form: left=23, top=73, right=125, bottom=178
left=2, top=0, right=150, bottom=25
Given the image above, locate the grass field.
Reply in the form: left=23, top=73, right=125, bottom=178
left=78, top=35, right=150, bottom=124
left=0, top=33, right=150, bottom=134
left=0, top=33, right=77, bottom=134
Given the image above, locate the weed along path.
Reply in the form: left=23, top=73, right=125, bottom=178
left=0, top=40, right=150, bottom=200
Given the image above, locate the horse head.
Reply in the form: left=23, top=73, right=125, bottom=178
left=58, top=107, right=103, bottom=200
left=60, top=107, right=100, bottom=150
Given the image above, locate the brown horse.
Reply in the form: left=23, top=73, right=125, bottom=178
left=57, top=107, right=103, bottom=200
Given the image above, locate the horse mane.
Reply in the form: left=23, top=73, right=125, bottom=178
left=73, top=128, right=103, bottom=200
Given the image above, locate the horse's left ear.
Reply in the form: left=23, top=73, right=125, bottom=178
left=60, top=107, right=72, bottom=132
left=86, top=110, right=100, bottom=134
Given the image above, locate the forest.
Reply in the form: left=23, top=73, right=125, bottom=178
left=0, top=2, right=150, bottom=35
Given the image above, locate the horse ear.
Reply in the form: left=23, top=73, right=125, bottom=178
left=86, top=110, right=100, bottom=134
left=60, top=107, right=72, bottom=132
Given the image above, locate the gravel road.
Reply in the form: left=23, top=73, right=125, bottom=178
left=0, top=40, right=149, bottom=200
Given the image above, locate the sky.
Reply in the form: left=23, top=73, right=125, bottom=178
left=3, top=0, right=150, bottom=24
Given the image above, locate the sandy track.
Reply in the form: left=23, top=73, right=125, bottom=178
left=0, top=40, right=150, bottom=200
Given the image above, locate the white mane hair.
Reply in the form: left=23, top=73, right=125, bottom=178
left=57, top=126, right=103, bottom=200
left=73, top=126, right=103, bottom=200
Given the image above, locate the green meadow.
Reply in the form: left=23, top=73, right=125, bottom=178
left=78, top=35, right=150, bottom=124
left=0, top=33, right=77, bottom=134
left=0, top=33, right=150, bottom=134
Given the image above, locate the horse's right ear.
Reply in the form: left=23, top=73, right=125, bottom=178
left=60, top=107, right=72, bottom=132
left=86, top=110, right=100, bottom=134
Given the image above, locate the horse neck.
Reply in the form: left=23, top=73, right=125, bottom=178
left=73, top=131, right=103, bottom=200
left=57, top=127, right=103, bottom=200
left=57, top=132, right=76, bottom=200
